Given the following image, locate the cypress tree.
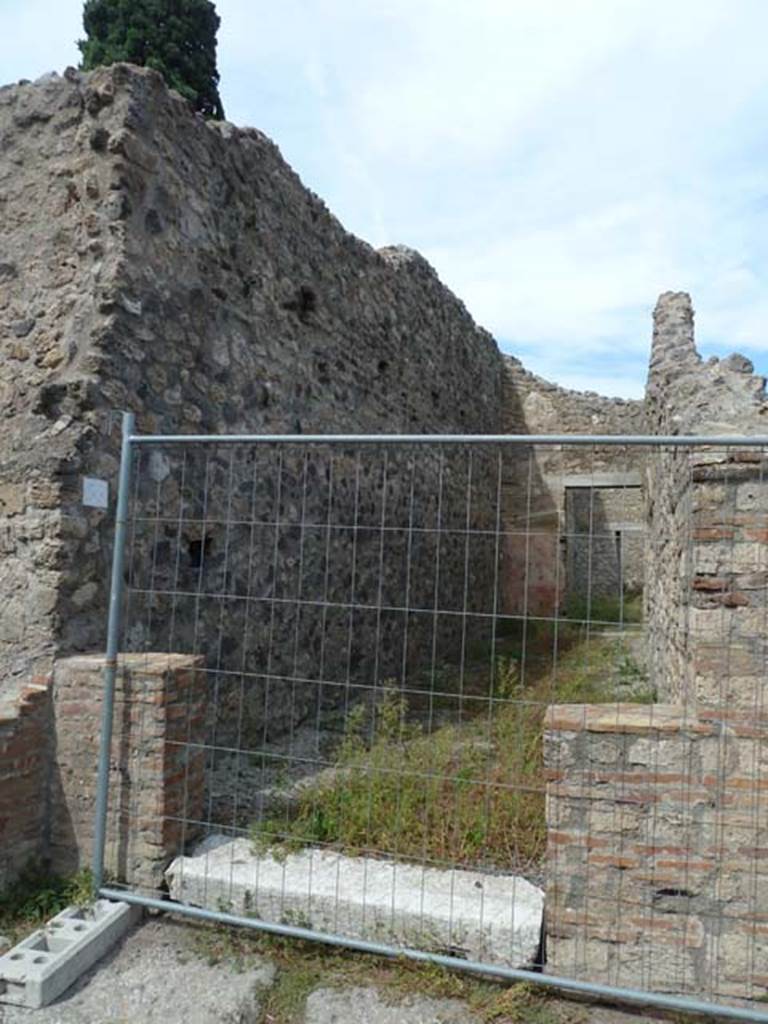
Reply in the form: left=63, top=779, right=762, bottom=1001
left=79, top=0, right=225, bottom=119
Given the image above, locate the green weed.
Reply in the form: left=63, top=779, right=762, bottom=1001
left=562, top=591, right=643, bottom=625
left=189, top=919, right=570, bottom=1024
left=250, top=628, right=642, bottom=871
left=0, top=866, right=94, bottom=944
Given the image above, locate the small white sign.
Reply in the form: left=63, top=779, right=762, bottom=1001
left=82, top=477, right=109, bottom=509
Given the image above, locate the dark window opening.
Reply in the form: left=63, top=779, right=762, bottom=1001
left=188, top=536, right=212, bottom=568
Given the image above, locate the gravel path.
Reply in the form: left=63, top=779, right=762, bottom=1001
left=0, top=917, right=699, bottom=1024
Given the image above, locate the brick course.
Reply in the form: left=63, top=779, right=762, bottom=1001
left=545, top=703, right=768, bottom=1000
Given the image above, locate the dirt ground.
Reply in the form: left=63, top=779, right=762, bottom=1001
left=0, top=916, right=720, bottom=1024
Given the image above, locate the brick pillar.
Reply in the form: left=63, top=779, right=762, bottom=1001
left=0, top=678, right=52, bottom=886
left=50, top=653, right=206, bottom=890
left=688, top=448, right=768, bottom=711
left=544, top=703, right=768, bottom=1000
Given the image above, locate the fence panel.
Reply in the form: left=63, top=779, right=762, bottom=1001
left=93, top=418, right=768, bottom=1022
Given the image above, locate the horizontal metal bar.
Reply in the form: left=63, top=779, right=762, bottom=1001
left=127, top=432, right=768, bottom=447
left=99, top=888, right=768, bottom=1021
left=124, top=515, right=642, bottom=541
left=125, top=583, right=643, bottom=628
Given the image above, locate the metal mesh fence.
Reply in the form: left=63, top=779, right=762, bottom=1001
left=94, top=425, right=768, bottom=1021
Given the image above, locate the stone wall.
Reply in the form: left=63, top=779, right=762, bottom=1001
left=124, top=439, right=506, bottom=749
left=644, top=292, right=768, bottom=705
left=688, top=447, right=768, bottom=710
left=0, top=65, right=504, bottom=733
left=6, top=69, right=768, bottom=1004
left=545, top=702, right=768, bottom=1001
left=564, top=485, right=644, bottom=606
left=50, top=653, right=206, bottom=889
left=502, top=358, right=646, bottom=616
left=544, top=293, right=768, bottom=1003
left=0, top=65, right=112, bottom=686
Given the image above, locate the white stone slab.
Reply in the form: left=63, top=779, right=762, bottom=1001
left=166, top=836, right=543, bottom=968
left=0, top=900, right=140, bottom=1008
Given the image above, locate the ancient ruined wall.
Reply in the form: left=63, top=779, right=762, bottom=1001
left=0, top=654, right=205, bottom=890
left=0, top=69, right=118, bottom=688
left=544, top=294, right=768, bottom=1002
left=50, top=653, right=206, bottom=888
left=686, top=448, right=768, bottom=709
left=502, top=358, right=646, bottom=616
left=0, top=66, right=505, bottom=718
left=644, top=292, right=768, bottom=704
left=545, top=702, right=768, bottom=1001
left=565, top=485, right=644, bottom=605
left=0, top=678, right=52, bottom=886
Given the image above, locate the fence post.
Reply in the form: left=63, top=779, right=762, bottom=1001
left=91, top=410, right=135, bottom=892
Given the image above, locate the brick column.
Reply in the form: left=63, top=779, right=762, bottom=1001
left=0, top=678, right=52, bottom=887
left=50, top=653, right=206, bottom=890
left=544, top=703, right=768, bottom=1000
left=689, top=448, right=768, bottom=711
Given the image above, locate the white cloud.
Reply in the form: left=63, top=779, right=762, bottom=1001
left=215, top=0, right=768, bottom=394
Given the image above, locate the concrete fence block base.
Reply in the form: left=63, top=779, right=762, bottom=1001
left=0, top=900, right=140, bottom=1008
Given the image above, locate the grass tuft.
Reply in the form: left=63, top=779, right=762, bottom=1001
left=562, top=591, right=643, bottom=625
left=0, top=865, right=94, bottom=944
left=250, top=627, right=650, bottom=872
left=189, top=919, right=571, bottom=1024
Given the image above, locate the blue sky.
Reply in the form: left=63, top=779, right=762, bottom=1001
left=3, top=0, right=768, bottom=398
